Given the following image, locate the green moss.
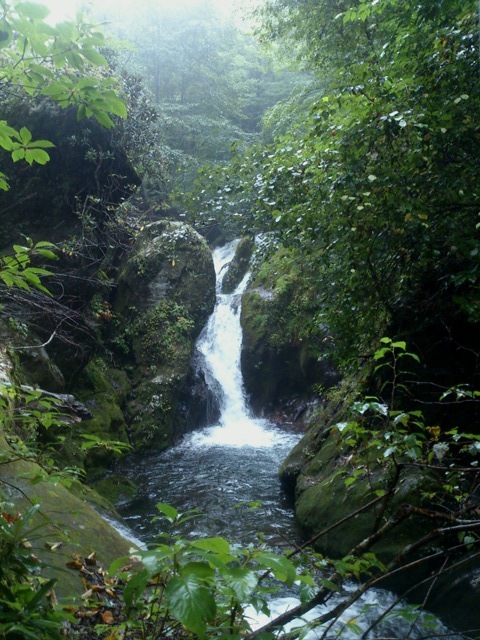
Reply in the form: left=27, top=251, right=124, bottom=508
left=0, top=435, right=134, bottom=598
left=296, top=459, right=435, bottom=570
left=109, top=221, right=216, bottom=452
left=50, top=358, right=133, bottom=475
left=91, top=475, right=137, bottom=506
left=127, top=375, right=177, bottom=451
left=284, top=372, right=439, bottom=590
left=139, top=300, right=195, bottom=367
left=241, top=291, right=270, bottom=347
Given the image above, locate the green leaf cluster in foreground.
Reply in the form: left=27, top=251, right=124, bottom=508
left=0, top=0, right=127, bottom=190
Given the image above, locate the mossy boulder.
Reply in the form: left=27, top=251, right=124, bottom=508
left=15, top=345, right=65, bottom=392
left=91, top=474, right=137, bottom=507
left=0, top=433, right=135, bottom=598
left=279, top=376, right=480, bottom=633
left=280, top=376, right=434, bottom=566
left=240, top=245, right=339, bottom=414
left=241, top=290, right=338, bottom=413
left=0, top=346, right=134, bottom=599
left=113, top=221, right=216, bottom=451
left=70, top=359, right=131, bottom=475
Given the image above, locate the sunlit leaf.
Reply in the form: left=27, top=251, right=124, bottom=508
left=16, top=2, right=50, bottom=20
left=191, top=537, right=231, bottom=555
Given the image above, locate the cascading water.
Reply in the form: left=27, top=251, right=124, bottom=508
left=192, top=239, right=282, bottom=447
left=117, top=240, right=301, bottom=543
left=116, top=241, right=462, bottom=640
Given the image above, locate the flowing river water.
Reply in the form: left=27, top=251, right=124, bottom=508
left=116, top=241, right=462, bottom=640
left=118, top=240, right=301, bottom=544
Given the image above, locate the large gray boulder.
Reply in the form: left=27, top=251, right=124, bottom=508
left=114, top=221, right=216, bottom=451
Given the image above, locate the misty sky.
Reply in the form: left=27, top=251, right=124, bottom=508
left=41, top=0, right=258, bottom=24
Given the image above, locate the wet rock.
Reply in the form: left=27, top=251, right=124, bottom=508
left=16, top=346, right=65, bottom=392
left=113, top=220, right=216, bottom=451
left=222, top=236, right=254, bottom=294
left=0, top=346, right=133, bottom=597
left=176, top=351, right=221, bottom=433
left=279, top=375, right=480, bottom=634
left=241, top=290, right=339, bottom=413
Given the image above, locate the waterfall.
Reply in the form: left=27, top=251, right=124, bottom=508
left=189, top=240, right=283, bottom=448
left=117, top=240, right=301, bottom=542
left=116, top=241, right=461, bottom=640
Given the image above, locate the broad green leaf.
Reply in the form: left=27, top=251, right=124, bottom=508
left=34, top=241, right=57, bottom=248
left=0, top=272, right=14, bottom=286
left=165, top=574, right=216, bottom=639
left=25, top=148, right=50, bottom=165
left=65, top=50, right=84, bottom=69
left=220, top=566, right=258, bottom=600
left=41, top=80, right=73, bottom=98
left=123, top=569, right=149, bottom=610
left=76, top=77, right=101, bottom=90
left=0, top=121, right=17, bottom=137
left=191, top=537, right=231, bottom=555
left=29, top=139, right=55, bottom=149
left=81, top=47, right=108, bottom=67
left=29, top=35, right=49, bottom=56
left=194, top=550, right=237, bottom=568
left=254, top=551, right=297, bottom=584
left=108, top=555, right=134, bottom=575
left=16, top=2, right=50, bottom=20
left=299, top=579, right=317, bottom=605
left=11, top=148, right=25, bottom=162
left=103, top=95, right=127, bottom=118
left=140, top=545, right=173, bottom=575
left=0, top=137, right=13, bottom=151
left=76, top=103, right=87, bottom=121
left=21, top=270, right=41, bottom=285
left=181, top=561, right=215, bottom=581
left=19, top=127, right=32, bottom=144
left=155, top=501, right=178, bottom=522
left=92, top=109, right=114, bottom=129
left=13, top=244, right=29, bottom=254
left=35, top=248, right=57, bottom=260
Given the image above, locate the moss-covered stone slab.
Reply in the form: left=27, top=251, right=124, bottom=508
left=0, top=435, right=135, bottom=599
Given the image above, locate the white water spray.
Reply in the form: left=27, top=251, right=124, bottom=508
left=188, top=241, right=280, bottom=448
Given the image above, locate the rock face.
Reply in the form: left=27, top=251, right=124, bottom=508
left=0, top=340, right=133, bottom=597
left=240, top=272, right=339, bottom=414
left=114, top=220, right=216, bottom=451
left=0, top=102, right=139, bottom=250
left=241, top=288, right=336, bottom=413
left=221, top=236, right=254, bottom=294
left=233, top=242, right=340, bottom=416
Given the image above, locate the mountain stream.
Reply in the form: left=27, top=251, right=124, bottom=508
left=116, top=240, right=461, bottom=640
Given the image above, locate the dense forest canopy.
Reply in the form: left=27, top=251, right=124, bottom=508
left=185, top=0, right=480, bottom=367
